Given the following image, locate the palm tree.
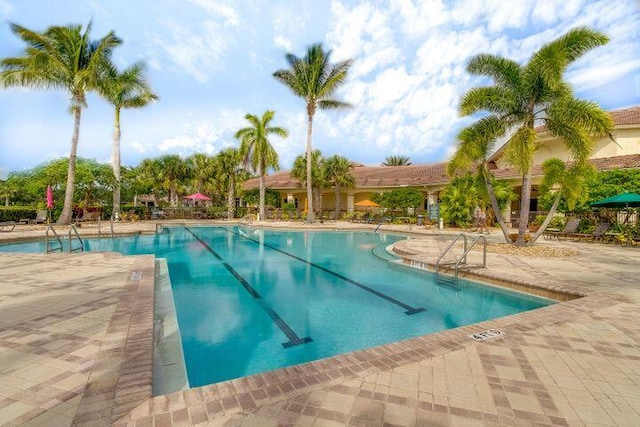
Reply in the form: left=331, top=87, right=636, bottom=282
left=381, top=155, right=412, bottom=166
left=291, top=150, right=325, bottom=218
left=157, top=155, right=187, bottom=206
left=273, top=43, right=352, bottom=223
left=1, top=23, right=122, bottom=224
left=216, top=148, right=245, bottom=220
left=454, top=27, right=614, bottom=246
left=323, top=155, right=355, bottom=218
left=187, top=153, right=215, bottom=193
left=235, top=111, right=288, bottom=220
left=99, top=61, right=157, bottom=220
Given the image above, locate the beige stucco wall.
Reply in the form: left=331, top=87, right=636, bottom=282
left=525, top=126, right=640, bottom=166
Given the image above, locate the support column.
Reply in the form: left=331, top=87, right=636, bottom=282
left=347, top=193, right=355, bottom=214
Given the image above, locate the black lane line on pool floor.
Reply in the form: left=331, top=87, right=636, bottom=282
left=184, top=227, right=312, bottom=348
left=227, top=227, right=425, bottom=316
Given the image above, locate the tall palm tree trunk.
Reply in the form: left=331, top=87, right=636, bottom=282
left=306, top=114, right=315, bottom=222
left=482, top=165, right=511, bottom=240
left=259, top=164, right=266, bottom=220
left=58, top=107, right=82, bottom=224
left=334, top=186, right=341, bottom=218
left=112, top=107, right=121, bottom=221
left=227, top=177, right=235, bottom=220
left=530, top=190, right=562, bottom=244
left=516, top=173, right=533, bottom=246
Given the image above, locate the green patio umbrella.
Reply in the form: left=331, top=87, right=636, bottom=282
left=590, top=192, right=640, bottom=208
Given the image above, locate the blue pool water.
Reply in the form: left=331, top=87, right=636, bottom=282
left=1, top=226, right=553, bottom=387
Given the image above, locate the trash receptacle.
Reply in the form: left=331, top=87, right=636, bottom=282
left=417, top=215, right=424, bottom=226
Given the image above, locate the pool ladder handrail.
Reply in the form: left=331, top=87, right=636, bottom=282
left=45, top=224, right=64, bottom=253
left=97, top=216, right=115, bottom=239
left=44, top=224, right=84, bottom=253
left=434, top=233, right=487, bottom=287
left=374, top=216, right=390, bottom=233
left=68, top=225, right=84, bottom=252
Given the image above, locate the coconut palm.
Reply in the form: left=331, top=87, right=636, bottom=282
left=273, top=43, right=352, bottom=223
left=215, top=148, right=244, bottom=220
left=235, top=111, right=288, bottom=220
left=454, top=26, right=614, bottom=246
left=1, top=23, right=122, bottom=224
left=323, top=155, right=355, bottom=218
left=99, top=61, right=157, bottom=220
left=381, top=155, right=412, bottom=166
left=291, top=150, right=325, bottom=217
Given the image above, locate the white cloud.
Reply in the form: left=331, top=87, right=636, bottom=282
left=153, top=18, right=230, bottom=82
left=0, top=0, right=13, bottom=17
left=391, top=0, right=450, bottom=38
left=274, top=35, right=293, bottom=51
left=189, top=0, right=239, bottom=26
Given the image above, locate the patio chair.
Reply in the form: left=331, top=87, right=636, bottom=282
left=74, top=211, right=101, bottom=225
left=0, top=221, right=16, bottom=232
left=547, top=218, right=580, bottom=240
left=29, top=210, right=48, bottom=224
left=571, top=222, right=611, bottom=242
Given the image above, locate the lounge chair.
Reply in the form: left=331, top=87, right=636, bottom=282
left=546, top=218, right=580, bottom=240
left=571, top=222, right=611, bottom=242
left=74, top=211, right=101, bottom=225
left=30, top=210, right=48, bottom=224
left=0, top=221, right=16, bottom=232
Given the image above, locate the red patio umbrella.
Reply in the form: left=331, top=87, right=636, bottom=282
left=46, top=185, right=53, bottom=209
left=184, top=192, right=212, bottom=201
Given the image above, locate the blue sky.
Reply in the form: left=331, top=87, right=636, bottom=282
left=1, top=0, right=639, bottom=178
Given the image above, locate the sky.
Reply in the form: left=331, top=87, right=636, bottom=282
left=1, top=0, right=639, bottom=179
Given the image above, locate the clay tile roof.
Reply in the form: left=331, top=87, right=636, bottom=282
left=244, top=162, right=451, bottom=190
left=609, top=106, right=640, bottom=126
left=534, top=106, right=640, bottom=132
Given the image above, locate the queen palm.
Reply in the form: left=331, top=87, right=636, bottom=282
left=273, top=43, right=352, bottom=223
left=1, top=23, right=121, bottom=224
left=453, top=26, right=614, bottom=246
left=235, top=111, right=288, bottom=220
left=323, top=154, right=355, bottom=218
left=100, top=61, right=157, bottom=220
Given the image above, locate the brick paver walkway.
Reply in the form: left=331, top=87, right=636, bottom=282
left=0, top=221, right=639, bottom=426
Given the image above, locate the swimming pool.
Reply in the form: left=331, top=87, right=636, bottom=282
left=0, top=226, right=553, bottom=387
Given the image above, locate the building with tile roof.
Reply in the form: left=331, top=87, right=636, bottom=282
left=244, top=106, right=640, bottom=221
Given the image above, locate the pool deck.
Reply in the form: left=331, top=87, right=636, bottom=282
left=1, top=220, right=639, bottom=426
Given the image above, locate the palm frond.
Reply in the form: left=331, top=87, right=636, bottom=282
left=459, top=86, right=518, bottom=116
left=466, top=54, right=523, bottom=89
left=503, top=126, right=536, bottom=174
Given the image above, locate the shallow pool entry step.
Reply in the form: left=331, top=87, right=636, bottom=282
left=227, top=227, right=426, bottom=316
left=184, top=227, right=313, bottom=348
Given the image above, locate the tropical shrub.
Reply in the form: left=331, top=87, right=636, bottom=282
left=0, top=207, right=38, bottom=222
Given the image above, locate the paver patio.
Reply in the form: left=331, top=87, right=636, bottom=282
left=0, top=220, right=639, bottom=426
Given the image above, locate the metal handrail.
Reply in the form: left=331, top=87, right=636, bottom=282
left=454, top=235, right=487, bottom=280
left=68, top=225, right=84, bottom=252
left=434, top=233, right=468, bottom=275
left=45, top=224, right=64, bottom=253
left=374, top=217, right=389, bottom=233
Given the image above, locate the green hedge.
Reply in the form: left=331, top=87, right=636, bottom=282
left=0, top=207, right=38, bottom=222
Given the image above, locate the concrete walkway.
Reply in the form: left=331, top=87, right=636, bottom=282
left=0, top=221, right=639, bottom=426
